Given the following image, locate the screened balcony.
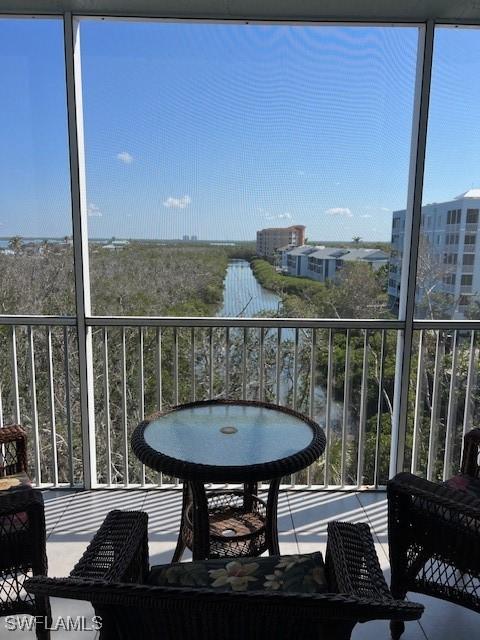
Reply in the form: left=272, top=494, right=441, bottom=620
left=1, top=1, right=480, bottom=638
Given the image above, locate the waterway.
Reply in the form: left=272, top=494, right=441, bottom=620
left=217, top=259, right=282, bottom=317
left=217, top=259, right=346, bottom=434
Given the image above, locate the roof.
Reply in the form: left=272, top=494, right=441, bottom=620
left=283, top=245, right=318, bottom=257
left=308, top=247, right=347, bottom=259
left=454, top=189, right=480, bottom=200
left=340, top=249, right=388, bottom=261
left=290, top=246, right=388, bottom=261
left=258, top=225, right=305, bottom=233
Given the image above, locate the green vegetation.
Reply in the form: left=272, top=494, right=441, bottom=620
left=0, top=242, right=250, bottom=317
left=0, top=238, right=464, bottom=488
left=251, top=258, right=392, bottom=319
left=90, top=243, right=231, bottom=316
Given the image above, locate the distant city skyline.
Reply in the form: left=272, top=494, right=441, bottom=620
left=1, top=20, right=480, bottom=241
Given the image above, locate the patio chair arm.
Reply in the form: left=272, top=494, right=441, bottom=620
left=325, top=521, right=389, bottom=597
left=69, top=509, right=149, bottom=583
left=324, top=521, right=422, bottom=621
left=388, top=472, right=480, bottom=522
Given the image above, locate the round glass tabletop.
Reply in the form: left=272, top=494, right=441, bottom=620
left=132, top=400, right=325, bottom=482
left=143, top=402, right=314, bottom=467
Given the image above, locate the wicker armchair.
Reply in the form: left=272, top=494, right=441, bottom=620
left=388, top=428, right=480, bottom=639
left=0, top=489, right=51, bottom=639
left=26, top=510, right=423, bottom=640
left=0, top=425, right=51, bottom=639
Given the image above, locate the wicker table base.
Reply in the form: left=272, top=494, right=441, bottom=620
left=173, top=479, right=280, bottom=561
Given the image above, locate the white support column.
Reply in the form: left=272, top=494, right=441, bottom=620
left=390, top=20, right=435, bottom=478
left=63, top=14, right=97, bottom=489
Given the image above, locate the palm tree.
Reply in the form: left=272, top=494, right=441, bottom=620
left=8, top=236, right=23, bottom=254
left=352, top=236, right=362, bottom=244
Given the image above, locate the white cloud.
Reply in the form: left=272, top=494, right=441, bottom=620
left=360, top=214, right=372, bottom=219
left=87, top=202, right=102, bottom=217
left=163, top=195, right=191, bottom=209
left=265, top=212, right=292, bottom=221
left=380, top=207, right=391, bottom=212
left=325, top=207, right=353, bottom=218
left=116, top=151, right=134, bottom=164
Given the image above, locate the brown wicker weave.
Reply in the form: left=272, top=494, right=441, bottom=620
left=0, top=425, right=27, bottom=477
left=25, top=510, right=423, bottom=640
left=0, top=426, right=50, bottom=638
left=388, top=427, right=480, bottom=639
left=0, top=489, right=51, bottom=639
left=132, top=399, right=326, bottom=561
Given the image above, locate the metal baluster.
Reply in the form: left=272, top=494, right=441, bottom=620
left=242, top=327, right=247, bottom=400
left=225, top=327, right=230, bottom=398
left=411, top=330, right=426, bottom=475
left=374, top=330, right=386, bottom=488
left=275, top=328, right=281, bottom=404
left=324, top=329, right=333, bottom=488
left=174, top=327, right=181, bottom=487
left=191, top=327, right=196, bottom=402
left=138, top=327, right=146, bottom=486
left=28, top=326, right=41, bottom=485
left=63, top=327, right=74, bottom=486
left=340, top=330, right=351, bottom=488
left=155, top=327, right=163, bottom=486
left=427, top=330, right=443, bottom=482
left=259, top=328, right=265, bottom=401
left=156, top=327, right=163, bottom=411
left=356, top=330, right=369, bottom=489
left=209, top=327, right=214, bottom=399
left=290, top=327, right=300, bottom=487
left=120, top=327, right=129, bottom=487
left=293, top=328, right=299, bottom=411
left=443, top=330, right=459, bottom=481
left=307, top=329, right=317, bottom=486
left=10, top=326, right=20, bottom=424
left=462, top=331, right=477, bottom=457
left=173, top=327, right=179, bottom=406
left=103, top=327, right=112, bottom=486
left=46, top=327, right=58, bottom=486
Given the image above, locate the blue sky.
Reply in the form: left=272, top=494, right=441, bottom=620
left=0, top=19, right=479, bottom=241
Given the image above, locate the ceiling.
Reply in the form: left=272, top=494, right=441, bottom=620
left=1, top=0, right=480, bottom=23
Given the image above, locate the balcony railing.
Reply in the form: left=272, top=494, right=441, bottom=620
left=0, top=317, right=477, bottom=492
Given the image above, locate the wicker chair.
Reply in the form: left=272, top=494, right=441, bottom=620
left=0, top=425, right=51, bottom=639
left=26, top=510, right=423, bottom=640
left=388, top=428, right=480, bottom=639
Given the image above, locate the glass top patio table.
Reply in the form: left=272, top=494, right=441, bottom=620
left=132, top=400, right=325, bottom=483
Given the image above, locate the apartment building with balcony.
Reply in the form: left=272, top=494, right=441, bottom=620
left=388, top=189, right=480, bottom=316
left=280, top=245, right=388, bottom=282
left=256, top=225, right=306, bottom=257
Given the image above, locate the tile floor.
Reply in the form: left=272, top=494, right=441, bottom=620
left=5, top=489, right=478, bottom=639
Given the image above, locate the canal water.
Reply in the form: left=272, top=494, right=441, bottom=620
left=217, top=259, right=345, bottom=434
left=218, top=259, right=281, bottom=317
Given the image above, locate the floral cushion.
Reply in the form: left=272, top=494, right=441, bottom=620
left=148, top=552, right=328, bottom=594
left=445, top=474, right=480, bottom=501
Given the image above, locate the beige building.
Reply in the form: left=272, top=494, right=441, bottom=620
left=256, top=225, right=306, bottom=257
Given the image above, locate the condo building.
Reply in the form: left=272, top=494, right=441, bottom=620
left=388, top=189, right=480, bottom=316
left=279, top=245, right=388, bottom=282
left=256, top=225, right=306, bottom=257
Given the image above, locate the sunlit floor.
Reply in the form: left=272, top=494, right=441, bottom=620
left=6, top=489, right=479, bottom=639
